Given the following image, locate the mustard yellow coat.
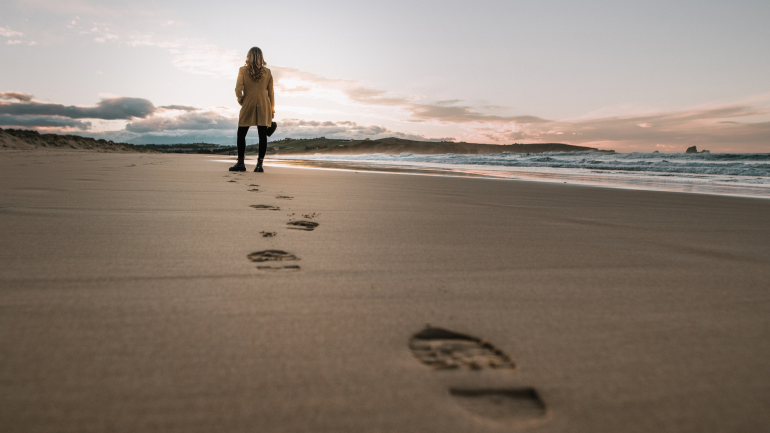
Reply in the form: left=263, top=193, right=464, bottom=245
left=235, top=66, right=274, bottom=127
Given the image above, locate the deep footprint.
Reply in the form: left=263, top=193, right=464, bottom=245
left=449, top=388, right=547, bottom=425
left=250, top=205, right=280, bottom=211
left=409, top=326, right=515, bottom=370
left=287, top=221, right=319, bottom=231
left=247, top=250, right=299, bottom=262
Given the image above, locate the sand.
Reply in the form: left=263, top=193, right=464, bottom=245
left=1, top=149, right=769, bottom=432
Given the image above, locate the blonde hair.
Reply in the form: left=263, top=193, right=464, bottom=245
left=245, top=47, right=266, bottom=81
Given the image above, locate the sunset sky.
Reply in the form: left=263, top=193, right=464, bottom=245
left=1, top=0, right=769, bottom=152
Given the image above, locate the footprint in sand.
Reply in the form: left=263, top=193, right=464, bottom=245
left=287, top=221, right=319, bottom=231
left=449, top=388, right=547, bottom=427
left=276, top=195, right=293, bottom=200
left=247, top=250, right=300, bottom=271
left=409, top=326, right=515, bottom=370
left=247, top=250, right=298, bottom=262
left=260, top=231, right=276, bottom=237
left=409, top=326, right=547, bottom=428
left=248, top=188, right=260, bottom=192
left=250, top=204, right=280, bottom=211
left=227, top=180, right=237, bottom=183
left=255, top=264, right=300, bottom=271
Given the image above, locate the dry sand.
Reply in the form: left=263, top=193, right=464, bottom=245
left=1, top=149, right=769, bottom=433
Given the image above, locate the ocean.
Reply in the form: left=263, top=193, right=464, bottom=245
left=275, top=152, right=770, bottom=199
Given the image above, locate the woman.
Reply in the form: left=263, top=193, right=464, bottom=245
left=231, top=47, right=276, bottom=172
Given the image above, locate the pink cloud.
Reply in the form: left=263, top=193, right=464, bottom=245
left=476, top=101, right=770, bottom=152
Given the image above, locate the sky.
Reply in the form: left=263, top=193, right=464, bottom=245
left=1, top=0, right=769, bottom=152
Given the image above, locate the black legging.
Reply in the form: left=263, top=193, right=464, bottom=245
left=237, top=125, right=267, bottom=160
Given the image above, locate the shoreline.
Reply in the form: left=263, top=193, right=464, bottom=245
left=219, top=156, right=770, bottom=200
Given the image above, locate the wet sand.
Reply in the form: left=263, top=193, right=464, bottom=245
left=1, top=149, right=769, bottom=432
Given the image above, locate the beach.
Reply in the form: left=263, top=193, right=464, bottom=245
left=1, top=149, right=769, bottom=432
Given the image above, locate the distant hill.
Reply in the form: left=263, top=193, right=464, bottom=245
left=0, top=129, right=612, bottom=155
left=0, top=128, right=157, bottom=153
left=261, top=137, right=613, bottom=155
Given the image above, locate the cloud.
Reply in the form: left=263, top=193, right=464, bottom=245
left=126, top=110, right=236, bottom=132
left=271, top=67, right=769, bottom=149
left=110, top=99, right=770, bottom=150
left=136, top=40, right=491, bottom=132
left=477, top=101, right=770, bottom=152
left=435, top=99, right=464, bottom=106
left=0, top=26, right=23, bottom=37
left=0, top=92, right=34, bottom=102
left=74, top=23, right=119, bottom=43
left=271, top=66, right=406, bottom=108
left=271, top=66, right=553, bottom=124
left=408, top=104, right=550, bottom=124
left=0, top=97, right=156, bottom=119
left=158, top=104, right=198, bottom=111
left=273, top=118, right=433, bottom=141
left=8, top=91, right=768, bottom=151
left=54, top=33, right=521, bottom=123
left=279, top=118, right=384, bottom=137
left=1, top=93, right=239, bottom=136
left=0, top=114, right=91, bottom=130
left=94, top=34, right=118, bottom=43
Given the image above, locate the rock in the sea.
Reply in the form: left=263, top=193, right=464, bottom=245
left=686, top=146, right=710, bottom=154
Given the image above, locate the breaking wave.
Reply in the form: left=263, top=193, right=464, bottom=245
left=283, top=151, right=770, bottom=178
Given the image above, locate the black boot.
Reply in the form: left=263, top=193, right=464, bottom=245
left=229, top=158, right=246, bottom=171
left=254, top=158, right=264, bottom=173
left=266, top=122, right=277, bottom=137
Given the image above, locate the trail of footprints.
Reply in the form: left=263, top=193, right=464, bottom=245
left=232, top=176, right=319, bottom=271
left=233, top=169, right=547, bottom=427
left=410, top=326, right=549, bottom=428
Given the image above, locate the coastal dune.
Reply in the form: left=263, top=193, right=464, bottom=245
left=0, top=128, right=156, bottom=153
left=1, top=149, right=768, bottom=432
